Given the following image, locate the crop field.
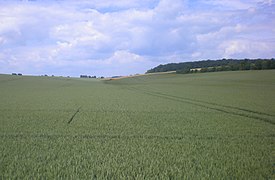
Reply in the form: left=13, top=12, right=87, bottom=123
left=0, top=70, right=275, bottom=179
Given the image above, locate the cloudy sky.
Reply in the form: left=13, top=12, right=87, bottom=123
left=0, top=0, right=274, bottom=77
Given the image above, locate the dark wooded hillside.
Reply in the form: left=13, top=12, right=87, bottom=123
left=146, top=59, right=275, bottom=74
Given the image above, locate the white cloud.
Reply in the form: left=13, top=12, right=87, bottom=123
left=105, top=50, right=145, bottom=64
left=191, top=52, right=202, bottom=58
left=51, top=21, right=110, bottom=49
left=0, top=0, right=274, bottom=76
left=204, top=0, right=274, bottom=10
left=196, top=24, right=247, bottom=43
left=0, top=36, right=7, bottom=45
left=219, top=39, right=274, bottom=58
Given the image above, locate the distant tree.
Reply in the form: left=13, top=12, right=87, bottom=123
left=264, top=60, right=272, bottom=69
left=255, top=61, right=262, bottom=70
left=271, top=60, right=275, bottom=69
left=250, top=63, right=257, bottom=70
left=240, top=61, right=246, bottom=70
left=200, top=68, right=208, bottom=73
left=80, top=75, right=88, bottom=78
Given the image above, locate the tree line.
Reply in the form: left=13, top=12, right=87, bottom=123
left=146, top=59, right=275, bottom=74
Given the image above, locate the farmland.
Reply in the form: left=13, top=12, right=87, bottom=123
left=0, top=70, right=275, bottom=179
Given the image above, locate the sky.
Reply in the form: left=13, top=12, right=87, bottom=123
left=0, top=0, right=274, bottom=77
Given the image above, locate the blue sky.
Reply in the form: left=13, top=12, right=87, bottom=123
left=0, top=0, right=274, bottom=77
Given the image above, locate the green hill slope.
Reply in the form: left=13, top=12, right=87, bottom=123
left=146, top=59, right=275, bottom=74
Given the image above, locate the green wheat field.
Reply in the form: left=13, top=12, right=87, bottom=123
left=0, top=70, right=275, bottom=179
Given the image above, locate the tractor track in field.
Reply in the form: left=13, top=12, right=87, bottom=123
left=0, top=133, right=274, bottom=140
left=128, top=85, right=274, bottom=117
left=124, top=86, right=275, bottom=126
left=67, top=106, right=81, bottom=124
